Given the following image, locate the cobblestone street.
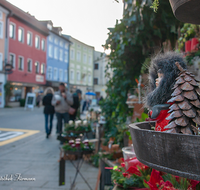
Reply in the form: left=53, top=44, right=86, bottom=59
left=0, top=107, right=98, bottom=190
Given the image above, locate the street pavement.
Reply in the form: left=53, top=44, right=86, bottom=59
left=0, top=107, right=99, bottom=190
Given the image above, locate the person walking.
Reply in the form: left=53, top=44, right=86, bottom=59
left=42, top=87, right=55, bottom=139
left=51, top=83, right=73, bottom=136
left=69, top=89, right=82, bottom=121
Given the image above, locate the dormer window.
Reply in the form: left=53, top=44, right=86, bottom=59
left=47, top=23, right=52, bottom=30
left=59, top=31, right=62, bottom=35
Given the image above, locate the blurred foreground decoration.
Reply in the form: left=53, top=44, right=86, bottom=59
left=169, top=0, right=200, bottom=24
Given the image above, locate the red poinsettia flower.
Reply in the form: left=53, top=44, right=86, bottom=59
left=188, top=179, right=200, bottom=190
left=122, top=172, right=128, bottom=177
left=121, top=162, right=125, bottom=168
left=127, top=165, right=142, bottom=176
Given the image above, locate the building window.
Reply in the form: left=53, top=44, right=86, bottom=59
left=49, top=45, right=52, bottom=57
left=64, top=70, right=68, bottom=81
left=88, top=56, right=92, bottom=65
left=47, top=67, right=52, bottom=80
left=60, top=41, right=63, bottom=47
left=94, top=63, right=99, bottom=70
left=0, top=21, right=3, bottom=39
left=49, top=35, right=53, bottom=42
left=27, top=59, right=32, bottom=72
left=83, top=74, right=86, bottom=82
left=88, top=74, right=91, bottom=83
left=27, top=32, right=32, bottom=46
left=59, top=69, right=63, bottom=81
left=77, top=44, right=81, bottom=49
left=0, top=53, right=2, bottom=71
left=54, top=68, right=58, bottom=80
left=54, top=47, right=58, bottom=59
left=18, top=56, right=24, bottom=71
left=0, top=11, right=2, bottom=20
left=54, top=38, right=58, bottom=44
left=77, top=51, right=81, bottom=61
left=9, top=23, right=15, bottom=39
left=64, top=52, right=68, bottom=62
left=35, top=36, right=40, bottom=49
left=59, top=49, right=63, bottom=61
left=77, top=71, right=80, bottom=81
left=65, top=43, right=68, bottom=49
left=94, top=78, right=98, bottom=85
left=70, top=70, right=74, bottom=80
left=35, top=62, right=39, bottom=74
left=41, top=39, right=45, bottom=51
left=83, top=54, right=87, bottom=63
left=41, top=63, right=45, bottom=74
left=70, top=49, right=74, bottom=60
left=9, top=54, right=15, bottom=69
left=18, top=28, right=24, bottom=42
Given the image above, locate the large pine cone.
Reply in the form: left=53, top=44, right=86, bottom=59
left=165, top=62, right=200, bottom=135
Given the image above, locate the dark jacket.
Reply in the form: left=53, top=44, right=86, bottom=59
left=43, top=93, right=55, bottom=114
left=71, top=93, right=80, bottom=111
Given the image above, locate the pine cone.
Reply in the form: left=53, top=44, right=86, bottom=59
left=165, top=62, right=200, bottom=135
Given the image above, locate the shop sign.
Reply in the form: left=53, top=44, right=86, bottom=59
left=36, top=75, right=44, bottom=82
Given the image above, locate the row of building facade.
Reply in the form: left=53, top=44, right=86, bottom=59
left=0, top=0, right=109, bottom=107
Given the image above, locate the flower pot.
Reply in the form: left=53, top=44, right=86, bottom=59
left=129, top=121, right=200, bottom=180
left=169, top=0, right=200, bottom=24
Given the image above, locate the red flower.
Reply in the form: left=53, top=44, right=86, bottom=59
left=122, top=172, right=128, bottom=177
left=126, top=166, right=142, bottom=176
left=121, top=162, right=125, bottom=168
left=188, top=179, right=200, bottom=190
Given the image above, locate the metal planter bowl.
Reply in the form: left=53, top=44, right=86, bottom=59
left=129, top=121, right=200, bottom=180
left=169, top=0, right=200, bottom=24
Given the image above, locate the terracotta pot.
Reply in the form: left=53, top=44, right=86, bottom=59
left=169, top=0, right=200, bottom=24
left=129, top=121, right=200, bottom=180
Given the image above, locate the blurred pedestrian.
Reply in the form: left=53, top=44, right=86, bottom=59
left=51, top=83, right=73, bottom=137
left=42, top=87, right=55, bottom=138
left=36, top=93, right=41, bottom=107
left=69, top=89, right=82, bottom=121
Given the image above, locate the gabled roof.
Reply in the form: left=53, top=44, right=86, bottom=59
left=40, top=20, right=71, bottom=43
left=0, top=0, right=49, bottom=36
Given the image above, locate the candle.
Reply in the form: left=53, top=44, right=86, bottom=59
left=185, top=40, right=191, bottom=52
left=191, top=38, right=199, bottom=51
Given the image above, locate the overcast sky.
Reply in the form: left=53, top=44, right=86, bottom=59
left=7, top=0, right=123, bottom=52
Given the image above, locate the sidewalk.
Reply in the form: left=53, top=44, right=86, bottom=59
left=0, top=108, right=99, bottom=190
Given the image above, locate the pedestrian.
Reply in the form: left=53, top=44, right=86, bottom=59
left=36, top=93, right=41, bottom=107
left=69, top=89, right=82, bottom=121
left=42, top=87, right=55, bottom=139
left=51, top=83, right=73, bottom=137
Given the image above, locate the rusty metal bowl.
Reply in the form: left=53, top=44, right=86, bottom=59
left=169, top=0, right=200, bottom=24
left=129, top=121, right=200, bottom=180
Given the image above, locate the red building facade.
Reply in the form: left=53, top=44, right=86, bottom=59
left=8, top=17, right=47, bottom=86
left=0, top=0, right=49, bottom=101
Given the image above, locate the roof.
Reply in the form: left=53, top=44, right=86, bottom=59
left=63, top=34, right=94, bottom=49
left=0, top=0, right=49, bottom=36
left=40, top=20, right=71, bottom=43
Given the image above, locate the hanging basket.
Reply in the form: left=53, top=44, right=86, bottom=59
left=129, top=121, right=200, bottom=180
left=169, top=0, right=200, bottom=24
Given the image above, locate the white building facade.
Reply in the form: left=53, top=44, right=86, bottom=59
left=93, top=51, right=111, bottom=98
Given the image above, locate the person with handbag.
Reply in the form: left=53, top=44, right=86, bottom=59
left=51, top=83, right=73, bottom=136
left=69, top=89, right=82, bottom=121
